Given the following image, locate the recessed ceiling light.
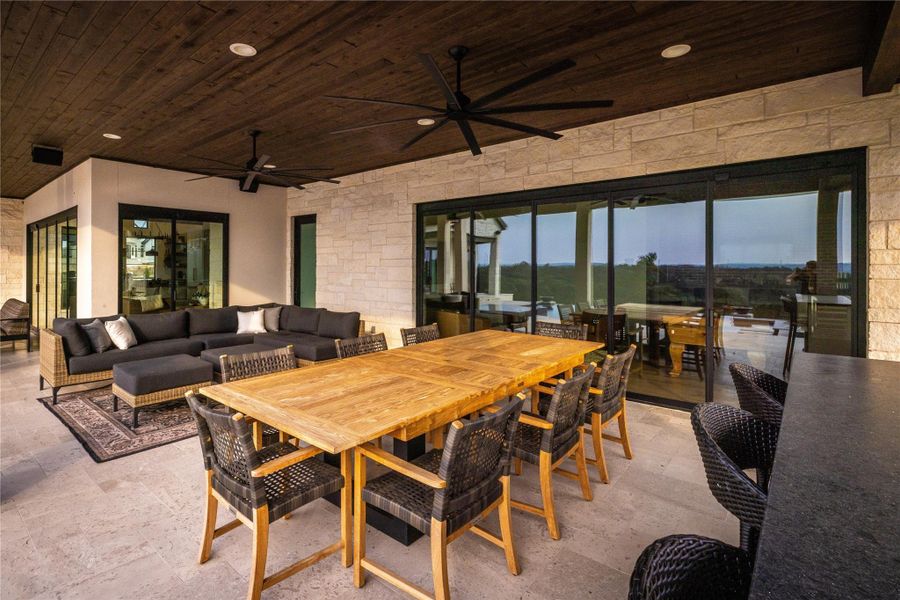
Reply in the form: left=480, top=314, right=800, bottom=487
left=661, top=44, right=691, bottom=59
left=417, top=118, right=436, bottom=126
left=103, top=133, right=122, bottom=139
left=229, top=43, right=257, bottom=57
left=263, top=164, right=276, bottom=169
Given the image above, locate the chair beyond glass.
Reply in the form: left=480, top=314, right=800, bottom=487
left=729, top=363, right=787, bottom=426
left=400, top=323, right=441, bottom=346
left=353, top=397, right=524, bottom=600
left=335, top=332, right=388, bottom=358
left=220, top=345, right=297, bottom=447
left=185, top=391, right=345, bottom=600
left=629, top=534, right=752, bottom=600
left=691, top=403, right=779, bottom=555
left=534, top=320, right=589, bottom=340
left=510, top=366, right=595, bottom=540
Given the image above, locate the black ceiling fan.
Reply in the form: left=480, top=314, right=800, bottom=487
left=185, top=130, right=340, bottom=193
left=326, top=46, right=613, bottom=156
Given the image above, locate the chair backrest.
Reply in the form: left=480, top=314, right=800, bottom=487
left=399, top=323, right=440, bottom=346
left=335, top=332, right=388, bottom=358
left=0, top=298, right=29, bottom=320
left=690, top=403, right=778, bottom=530
left=220, top=345, right=297, bottom=383
left=780, top=295, right=798, bottom=324
left=558, top=304, right=575, bottom=323
left=185, top=390, right=267, bottom=508
left=542, top=365, right=595, bottom=454
left=729, top=363, right=786, bottom=426
left=588, top=344, right=636, bottom=418
left=433, top=397, right=523, bottom=523
left=534, top=320, right=589, bottom=340
left=593, top=312, right=628, bottom=347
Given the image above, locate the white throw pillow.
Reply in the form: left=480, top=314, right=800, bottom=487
left=105, top=316, right=138, bottom=350
left=237, top=309, right=267, bottom=334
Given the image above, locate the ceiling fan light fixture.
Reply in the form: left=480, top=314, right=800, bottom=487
left=661, top=44, right=691, bottom=59
left=103, top=133, right=122, bottom=139
left=229, top=43, right=257, bottom=57
left=417, top=118, right=436, bottom=126
left=263, top=164, right=276, bottom=169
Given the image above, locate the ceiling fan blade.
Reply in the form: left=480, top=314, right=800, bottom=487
left=186, top=154, right=246, bottom=169
left=241, top=172, right=257, bottom=191
left=469, top=59, right=576, bottom=110
left=268, top=167, right=333, bottom=172
left=184, top=175, right=219, bottom=182
left=467, top=114, right=562, bottom=140
left=456, top=119, right=482, bottom=156
left=418, top=53, right=460, bottom=110
left=253, top=154, right=271, bottom=171
left=324, top=94, right=443, bottom=113
left=256, top=171, right=306, bottom=191
left=401, top=117, right=450, bottom=150
left=330, top=116, right=437, bottom=134
left=282, top=173, right=341, bottom=184
left=476, top=100, right=614, bottom=114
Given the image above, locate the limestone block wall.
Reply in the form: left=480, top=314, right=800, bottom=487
left=287, top=68, right=900, bottom=357
left=1, top=198, right=25, bottom=304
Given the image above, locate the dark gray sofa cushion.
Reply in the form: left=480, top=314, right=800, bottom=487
left=82, top=319, right=114, bottom=353
left=254, top=332, right=337, bottom=362
left=68, top=338, right=204, bottom=374
left=113, top=354, right=212, bottom=396
left=126, top=311, right=188, bottom=343
left=200, top=343, right=285, bottom=373
left=189, top=332, right=256, bottom=350
left=280, top=305, right=322, bottom=334
left=187, top=307, right=238, bottom=335
left=317, top=310, right=360, bottom=339
left=52, top=320, right=92, bottom=357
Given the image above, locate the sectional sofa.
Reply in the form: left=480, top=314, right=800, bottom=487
left=39, top=304, right=362, bottom=402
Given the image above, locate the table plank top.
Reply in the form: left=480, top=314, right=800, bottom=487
left=582, top=303, right=702, bottom=323
left=200, top=329, right=601, bottom=454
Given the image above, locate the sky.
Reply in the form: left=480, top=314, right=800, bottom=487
left=491, top=192, right=852, bottom=266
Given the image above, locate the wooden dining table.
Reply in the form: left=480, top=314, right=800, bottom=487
left=199, top=329, right=601, bottom=546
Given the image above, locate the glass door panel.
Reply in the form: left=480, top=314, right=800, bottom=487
left=175, top=220, right=225, bottom=310
left=613, top=183, right=708, bottom=405
left=474, top=206, right=533, bottom=332
left=28, top=208, right=77, bottom=328
left=122, top=217, right=173, bottom=314
left=421, top=211, right=473, bottom=336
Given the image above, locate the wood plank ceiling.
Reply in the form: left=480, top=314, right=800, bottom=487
left=0, top=1, right=879, bottom=198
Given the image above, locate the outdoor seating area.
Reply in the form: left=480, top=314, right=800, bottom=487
left=1, top=2, right=899, bottom=599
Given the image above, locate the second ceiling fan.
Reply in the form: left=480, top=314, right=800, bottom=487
left=327, top=46, right=614, bottom=156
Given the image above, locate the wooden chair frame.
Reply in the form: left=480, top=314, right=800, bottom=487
left=196, top=410, right=352, bottom=600
left=583, top=393, right=633, bottom=484
left=353, top=428, right=519, bottom=600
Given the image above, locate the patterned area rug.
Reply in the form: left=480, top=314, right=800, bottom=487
left=38, top=386, right=197, bottom=462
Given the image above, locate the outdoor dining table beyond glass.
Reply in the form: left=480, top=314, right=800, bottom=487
left=199, top=329, right=602, bottom=547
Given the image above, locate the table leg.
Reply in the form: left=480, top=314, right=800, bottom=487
left=340, top=450, right=352, bottom=567
left=668, top=342, right=684, bottom=377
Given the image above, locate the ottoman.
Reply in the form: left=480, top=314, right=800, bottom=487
left=112, top=354, right=213, bottom=428
left=200, top=343, right=288, bottom=381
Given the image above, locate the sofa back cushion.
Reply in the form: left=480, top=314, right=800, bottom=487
left=281, top=305, right=322, bottom=334
left=187, top=307, right=239, bottom=335
left=126, top=310, right=188, bottom=343
left=53, top=315, right=119, bottom=357
left=317, top=310, right=360, bottom=339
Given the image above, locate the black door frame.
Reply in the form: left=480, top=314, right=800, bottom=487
left=292, top=214, right=316, bottom=307
left=26, top=207, right=78, bottom=328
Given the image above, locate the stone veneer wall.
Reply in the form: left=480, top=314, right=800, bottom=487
left=1, top=198, right=25, bottom=305
left=287, top=68, right=900, bottom=357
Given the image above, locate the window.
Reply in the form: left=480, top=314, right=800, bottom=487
left=27, top=208, right=77, bottom=328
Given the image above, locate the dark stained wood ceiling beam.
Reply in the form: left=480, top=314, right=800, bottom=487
left=863, top=0, right=900, bottom=96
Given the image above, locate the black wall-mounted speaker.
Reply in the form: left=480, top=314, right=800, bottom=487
left=32, top=145, right=63, bottom=166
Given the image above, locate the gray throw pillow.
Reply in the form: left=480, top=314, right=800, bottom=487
left=82, top=319, right=113, bottom=353
left=56, top=321, right=92, bottom=356
left=263, top=306, right=281, bottom=332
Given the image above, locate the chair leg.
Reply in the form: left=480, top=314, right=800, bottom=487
left=575, top=428, right=593, bottom=501
left=248, top=506, right=269, bottom=600
left=497, top=475, right=520, bottom=575
left=591, top=413, right=610, bottom=484
left=513, top=457, right=522, bottom=476
left=353, top=447, right=367, bottom=588
left=199, top=471, right=217, bottom=563
left=538, top=451, right=560, bottom=540
left=619, top=404, right=633, bottom=460
left=430, top=518, right=450, bottom=600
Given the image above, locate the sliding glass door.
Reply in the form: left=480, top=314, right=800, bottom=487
left=474, top=206, right=533, bottom=332
left=119, top=205, right=228, bottom=314
left=27, top=208, right=77, bottom=329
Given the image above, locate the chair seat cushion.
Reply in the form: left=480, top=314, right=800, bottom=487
left=512, top=420, right=577, bottom=464
left=68, top=338, right=205, bottom=374
left=254, top=332, right=337, bottom=361
left=113, top=354, right=212, bottom=396
left=190, top=332, right=256, bottom=350
left=200, top=343, right=285, bottom=372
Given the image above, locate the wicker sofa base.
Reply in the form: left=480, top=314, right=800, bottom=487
left=112, top=381, right=211, bottom=429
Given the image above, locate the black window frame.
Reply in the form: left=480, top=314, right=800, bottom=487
left=26, top=207, right=78, bottom=328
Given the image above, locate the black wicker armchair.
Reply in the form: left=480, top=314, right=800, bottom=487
left=400, top=323, right=441, bottom=346
left=185, top=391, right=345, bottom=600
left=729, top=363, right=787, bottom=426
left=691, top=403, right=779, bottom=555
left=335, top=332, right=388, bottom=358
left=353, top=397, right=524, bottom=600
left=0, top=298, right=31, bottom=351
left=629, top=534, right=752, bottom=600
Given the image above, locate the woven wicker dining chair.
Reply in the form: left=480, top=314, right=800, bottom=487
left=534, top=320, right=589, bottom=340
left=583, top=344, right=636, bottom=483
left=335, top=332, right=388, bottom=358
left=220, top=345, right=297, bottom=448
left=509, top=365, right=595, bottom=540
left=353, top=397, right=524, bottom=600
left=185, top=391, right=345, bottom=600
left=691, top=403, right=779, bottom=556
left=400, top=323, right=441, bottom=346
left=629, top=534, right=752, bottom=600
left=729, top=363, right=787, bottom=426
